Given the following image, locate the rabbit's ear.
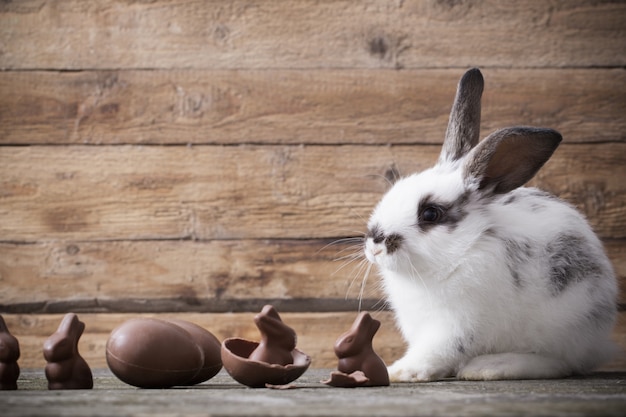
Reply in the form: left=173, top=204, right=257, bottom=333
left=464, top=127, right=562, bottom=195
left=439, top=68, right=484, bottom=164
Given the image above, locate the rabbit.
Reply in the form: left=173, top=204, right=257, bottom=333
left=0, top=315, right=20, bottom=390
left=363, top=68, right=618, bottom=382
left=333, top=312, right=389, bottom=386
left=43, top=313, right=93, bottom=389
left=248, top=305, right=296, bottom=366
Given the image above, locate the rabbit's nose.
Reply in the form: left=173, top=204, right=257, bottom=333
left=364, top=240, right=382, bottom=264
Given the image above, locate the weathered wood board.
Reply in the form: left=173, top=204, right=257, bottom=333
left=1, top=144, right=624, bottom=241
left=5, top=370, right=626, bottom=417
left=0, top=239, right=380, bottom=311
left=1, top=69, right=624, bottom=145
left=1, top=0, right=624, bottom=70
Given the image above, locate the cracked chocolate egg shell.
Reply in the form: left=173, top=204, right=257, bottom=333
left=221, top=338, right=311, bottom=388
left=106, top=318, right=221, bottom=388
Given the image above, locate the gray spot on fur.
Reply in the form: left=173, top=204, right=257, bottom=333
left=502, top=194, right=516, bottom=205
left=367, top=225, right=383, bottom=242
left=546, top=233, right=603, bottom=296
left=366, top=225, right=403, bottom=254
left=455, top=333, right=474, bottom=356
left=385, top=233, right=403, bottom=254
left=526, top=189, right=565, bottom=206
left=586, top=301, right=616, bottom=328
left=527, top=189, right=556, bottom=199
left=482, top=227, right=498, bottom=238
left=530, top=202, right=547, bottom=212
left=504, top=238, right=533, bottom=288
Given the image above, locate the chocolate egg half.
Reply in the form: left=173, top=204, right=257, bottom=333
left=221, top=338, right=311, bottom=388
left=106, top=318, right=221, bottom=388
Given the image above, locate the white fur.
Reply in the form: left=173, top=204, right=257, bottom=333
left=365, top=125, right=617, bottom=381
left=366, top=157, right=618, bottom=382
left=364, top=69, right=618, bottom=381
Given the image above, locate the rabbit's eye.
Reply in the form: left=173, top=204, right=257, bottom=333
left=420, top=205, right=443, bottom=223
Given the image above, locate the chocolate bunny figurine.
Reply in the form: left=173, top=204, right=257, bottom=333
left=43, top=313, right=93, bottom=390
left=0, top=315, right=20, bottom=390
left=324, top=312, right=389, bottom=387
left=248, top=305, right=296, bottom=366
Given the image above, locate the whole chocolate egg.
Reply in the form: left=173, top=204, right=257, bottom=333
left=106, top=318, right=220, bottom=388
left=165, top=319, right=222, bottom=385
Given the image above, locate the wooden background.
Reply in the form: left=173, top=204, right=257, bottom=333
left=1, top=0, right=625, bottom=370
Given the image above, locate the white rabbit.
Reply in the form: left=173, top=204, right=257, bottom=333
left=364, top=68, right=618, bottom=382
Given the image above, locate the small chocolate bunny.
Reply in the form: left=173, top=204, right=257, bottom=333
left=0, top=315, right=20, bottom=390
left=326, top=312, right=389, bottom=387
left=43, top=313, right=93, bottom=390
left=248, top=305, right=296, bottom=366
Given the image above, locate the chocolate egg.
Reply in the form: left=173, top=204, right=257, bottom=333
left=165, top=319, right=222, bottom=385
left=106, top=318, right=221, bottom=388
left=221, top=338, right=311, bottom=388
left=220, top=305, right=311, bottom=388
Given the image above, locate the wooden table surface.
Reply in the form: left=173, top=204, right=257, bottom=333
left=2, top=369, right=626, bottom=417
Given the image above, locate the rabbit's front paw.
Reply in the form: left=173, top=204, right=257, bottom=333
left=387, top=360, right=450, bottom=382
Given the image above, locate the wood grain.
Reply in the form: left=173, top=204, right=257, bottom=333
left=0, top=238, right=624, bottom=311
left=1, top=1, right=624, bottom=70
left=0, top=69, right=624, bottom=145
left=0, top=239, right=382, bottom=310
left=3, top=311, right=625, bottom=370
left=1, top=144, right=624, bottom=241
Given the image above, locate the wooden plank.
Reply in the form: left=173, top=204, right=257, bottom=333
left=1, top=143, right=624, bottom=241
left=605, top=240, right=626, bottom=306
left=0, top=69, right=624, bottom=145
left=1, top=239, right=624, bottom=311
left=2, top=310, right=625, bottom=370
left=1, top=0, right=624, bottom=70
left=0, top=239, right=382, bottom=310
left=7, top=371, right=626, bottom=417
left=531, top=144, right=626, bottom=240
left=0, top=144, right=396, bottom=241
